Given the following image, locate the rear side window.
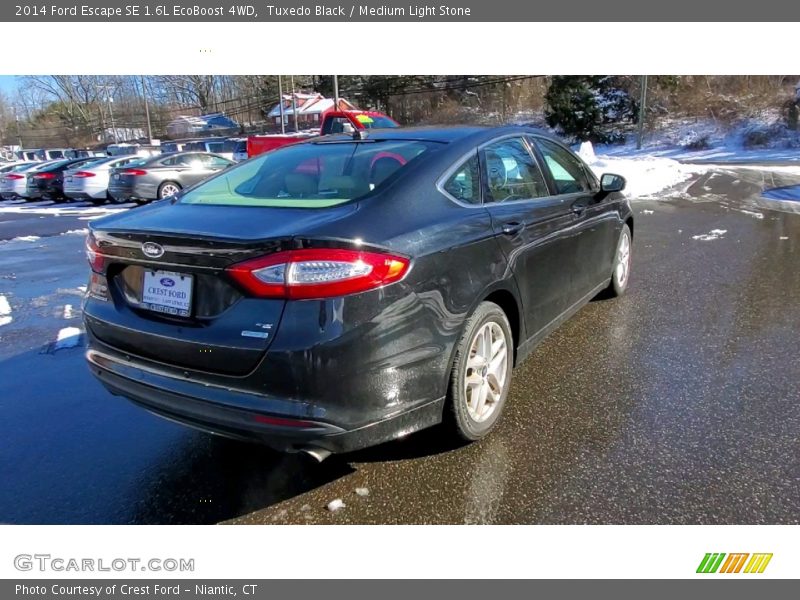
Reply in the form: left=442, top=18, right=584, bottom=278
left=176, top=154, right=205, bottom=167
left=180, top=139, right=441, bottom=208
left=442, top=154, right=480, bottom=204
left=534, top=138, right=592, bottom=194
left=481, top=137, right=549, bottom=203
left=324, top=117, right=356, bottom=135
left=202, top=155, right=233, bottom=168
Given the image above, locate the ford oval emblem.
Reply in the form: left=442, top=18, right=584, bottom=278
left=142, top=242, right=164, bottom=258
left=160, top=277, right=175, bottom=287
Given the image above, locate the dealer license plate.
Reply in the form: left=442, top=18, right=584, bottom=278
left=141, top=270, right=193, bottom=317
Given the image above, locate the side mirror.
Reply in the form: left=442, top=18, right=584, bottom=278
left=600, top=173, right=626, bottom=193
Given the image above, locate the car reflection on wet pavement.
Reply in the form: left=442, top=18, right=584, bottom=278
left=0, top=165, right=798, bottom=524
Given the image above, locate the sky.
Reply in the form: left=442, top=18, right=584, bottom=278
left=0, top=76, right=20, bottom=96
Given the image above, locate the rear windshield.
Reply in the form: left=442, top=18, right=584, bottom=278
left=180, top=139, right=440, bottom=208
left=39, top=159, right=71, bottom=170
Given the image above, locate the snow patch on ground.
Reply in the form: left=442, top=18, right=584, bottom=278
left=0, top=202, right=132, bottom=217
left=54, top=327, right=82, bottom=350
left=579, top=141, right=708, bottom=199
left=61, top=228, right=89, bottom=236
left=0, top=294, right=11, bottom=327
left=63, top=304, right=74, bottom=320
left=736, top=208, right=764, bottom=219
left=326, top=499, right=345, bottom=512
left=355, top=487, right=370, bottom=497
left=11, top=235, right=41, bottom=242
left=692, top=229, right=728, bottom=241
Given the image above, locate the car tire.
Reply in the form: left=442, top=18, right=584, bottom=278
left=605, top=223, right=632, bottom=298
left=158, top=181, right=182, bottom=199
left=447, top=301, right=513, bottom=441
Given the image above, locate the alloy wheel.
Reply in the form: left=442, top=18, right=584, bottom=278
left=615, top=230, right=631, bottom=287
left=160, top=183, right=180, bottom=198
left=464, top=321, right=509, bottom=423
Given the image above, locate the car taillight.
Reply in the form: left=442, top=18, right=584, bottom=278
left=121, top=169, right=147, bottom=176
left=74, top=171, right=96, bottom=178
left=227, top=248, right=410, bottom=300
left=85, top=233, right=105, bottom=273
left=6, top=174, right=24, bottom=180
left=33, top=172, right=55, bottom=180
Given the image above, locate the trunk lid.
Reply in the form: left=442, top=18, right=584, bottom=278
left=85, top=201, right=359, bottom=376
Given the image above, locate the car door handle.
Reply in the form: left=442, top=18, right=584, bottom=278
left=501, top=222, right=524, bottom=236
left=571, top=202, right=587, bottom=215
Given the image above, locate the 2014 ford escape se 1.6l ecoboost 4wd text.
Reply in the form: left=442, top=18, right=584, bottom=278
left=83, top=126, right=633, bottom=458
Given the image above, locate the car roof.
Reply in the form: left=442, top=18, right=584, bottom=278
left=315, top=125, right=561, bottom=146
left=141, top=151, right=226, bottom=164
left=317, top=125, right=488, bottom=144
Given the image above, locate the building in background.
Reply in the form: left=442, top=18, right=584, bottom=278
left=266, top=93, right=357, bottom=128
left=165, top=113, right=239, bottom=138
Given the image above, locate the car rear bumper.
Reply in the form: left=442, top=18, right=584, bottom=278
left=85, top=338, right=445, bottom=454
left=26, top=183, right=62, bottom=199
left=65, top=185, right=106, bottom=200
left=109, top=183, right=157, bottom=202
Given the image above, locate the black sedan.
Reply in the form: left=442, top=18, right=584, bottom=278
left=83, top=126, right=633, bottom=459
left=107, top=151, right=234, bottom=203
left=25, top=157, right=107, bottom=202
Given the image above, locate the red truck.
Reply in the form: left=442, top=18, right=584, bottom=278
left=246, top=110, right=399, bottom=158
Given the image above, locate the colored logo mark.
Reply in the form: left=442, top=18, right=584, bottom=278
left=697, top=553, right=773, bottom=574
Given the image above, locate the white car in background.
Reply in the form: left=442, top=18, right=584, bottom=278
left=0, top=161, right=59, bottom=200
left=0, top=162, right=36, bottom=175
left=63, top=155, right=144, bottom=205
left=37, top=148, right=71, bottom=161
left=15, top=149, right=41, bottom=162
left=229, top=138, right=248, bottom=161
left=183, top=138, right=240, bottom=161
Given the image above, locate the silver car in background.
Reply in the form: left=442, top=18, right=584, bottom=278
left=63, top=155, right=144, bottom=205
left=0, top=161, right=58, bottom=200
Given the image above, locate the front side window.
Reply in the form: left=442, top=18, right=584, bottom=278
left=442, top=154, right=480, bottom=204
left=481, top=137, right=549, bottom=203
left=534, top=138, right=592, bottom=195
left=180, top=139, right=440, bottom=208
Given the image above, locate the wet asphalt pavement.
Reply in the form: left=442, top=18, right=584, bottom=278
left=0, top=167, right=798, bottom=525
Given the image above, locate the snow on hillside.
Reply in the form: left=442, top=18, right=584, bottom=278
left=577, top=141, right=708, bottom=199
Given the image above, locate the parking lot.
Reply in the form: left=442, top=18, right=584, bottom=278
left=0, top=164, right=798, bottom=525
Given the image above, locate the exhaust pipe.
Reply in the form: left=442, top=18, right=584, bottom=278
left=300, top=446, right=332, bottom=463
